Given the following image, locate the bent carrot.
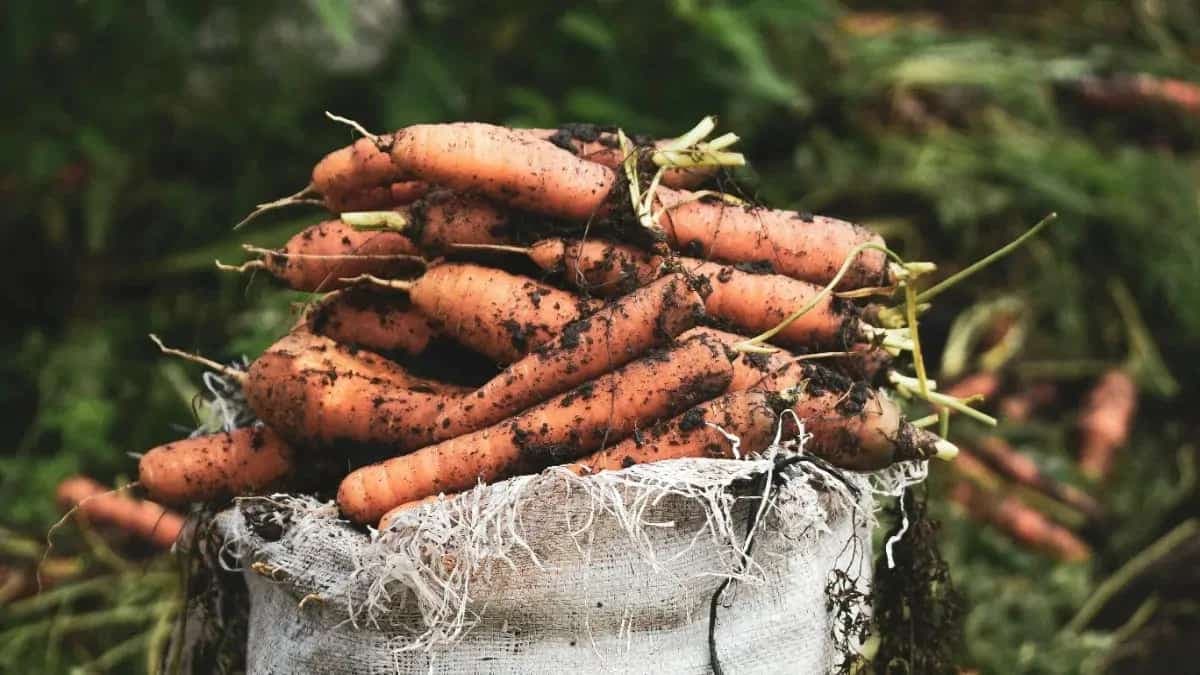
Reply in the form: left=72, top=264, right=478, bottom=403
left=437, top=273, right=704, bottom=438
left=345, top=263, right=599, bottom=363
left=56, top=476, right=185, bottom=550
left=1077, top=368, right=1138, bottom=480
left=138, top=426, right=295, bottom=506
left=307, top=288, right=436, bottom=356
left=337, top=333, right=734, bottom=523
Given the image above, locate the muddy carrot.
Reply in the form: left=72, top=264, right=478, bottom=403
left=138, top=426, right=296, bottom=506
left=307, top=287, right=436, bottom=356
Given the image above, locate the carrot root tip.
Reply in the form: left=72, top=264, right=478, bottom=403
left=324, top=111, right=380, bottom=143
left=341, top=210, right=410, bottom=232
left=232, top=184, right=321, bottom=230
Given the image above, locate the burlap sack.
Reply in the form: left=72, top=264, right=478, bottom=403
left=215, top=449, right=924, bottom=674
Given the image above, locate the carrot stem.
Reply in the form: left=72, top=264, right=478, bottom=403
left=214, top=259, right=266, bottom=273
left=148, top=334, right=245, bottom=383
left=1064, top=518, right=1199, bottom=634
left=341, top=210, right=410, bottom=232
left=889, top=371, right=997, bottom=426
left=918, top=212, right=1058, bottom=304
left=232, top=184, right=320, bottom=230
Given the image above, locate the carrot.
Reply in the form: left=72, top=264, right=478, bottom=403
left=307, top=287, right=436, bottom=356
left=436, top=273, right=704, bottom=439
left=56, top=476, right=185, bottom=550
left=1077, top=368, right=1138, bottom=480
left=574, top=373, right=951, bottom=474
left=337, top=122, right=879, bottom=288
left=377, top=493, right=444, bottom=529
left=138, top=426, right=295, bottom=506
left=337, top=333, right=734, bottom=523
left=998, top=381, right=1057, bottom=423
left=310, top=126, right=712, bottom=214
left=829, top=342, right=894, bottom=384
left=971, top=436, right=1103, bottom=520
left=472, top=238, right=862, bottom=347
left=650, top=187, right=888, bottom=290
left=220, top=218, right=425, bottom=292
left=244, top=332, right=465, bottom=454
left=943, top=371, right=1001, bottom=403
left=344, top=262, right=600, bottom=363
left=950, top=480, right=1091, bottom=562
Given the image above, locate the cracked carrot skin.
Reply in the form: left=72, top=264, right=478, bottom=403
left=243, top=331, right=464, bottom=455
left=258, top=218, right=423, bottom=292
left=56, top=476, right=185, bottom=550
left=435, top=273, right=705, bottom=439
left=337, top=333, right=734, bottom=523
left=138, top=426, right=295, bottom=506
left=307, top=287, right=437, bottom=356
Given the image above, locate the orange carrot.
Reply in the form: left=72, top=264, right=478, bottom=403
left=651, top=187, right=888, bottom=290
left=950, top=480, right=1091, bottom=562
left=56, top=476, right=185, bottom=550
left=337, top=333, right=734, bottom=523
left=225, top=218, right=424, bottom=292
left=308, top=287, right=436, bottom=356
left=476, top=238, right=861, bottom=347
left=574, top=373, right=949, bottom=474
left=339, top=122, right=884, bottom=288
left=970, top=436, right=1102, bottom=520
left=436, top=273, right=704, bottom=439
left=943, top=372, right=1001, bottom=403
left=311, top=127, right=710, bottom=213
left=244, top=332, right=464, bottom=454
left=1077, top=368, right=1138, bottom=480
left=138, top=426, right=295, bottom=506
left=346, top=262, right=600, bottom=363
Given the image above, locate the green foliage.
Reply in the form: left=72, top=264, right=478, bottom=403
left=2, top=0, right=1198, bottom=672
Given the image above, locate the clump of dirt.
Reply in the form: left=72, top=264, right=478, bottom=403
left=865, top=488, right=964, bottom=675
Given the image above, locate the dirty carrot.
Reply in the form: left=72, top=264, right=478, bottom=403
left=138, top=426, right=295, bottom=506
left=574, top=372, right=952, bottom=474
left=337, top=333, right=734, bottom=523
left=468, top=237, right=864, bottom=347
left=56, top=476, right=185, bottom=550
left=218, top=218, right=425, bottom=292
left=436, top=273, right=704, bottom=439
left=340, top=190, right=512, bottom=254
left=1078, top=368, right=1138, bottom=480
left=342, top=262, right=600, bottom=363
left=243, top=332, right=466, bottom=455
left=307, top=287, right=436, bottom=356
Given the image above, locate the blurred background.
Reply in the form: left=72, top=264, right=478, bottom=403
left=2, top=1, right=1199, bottom=672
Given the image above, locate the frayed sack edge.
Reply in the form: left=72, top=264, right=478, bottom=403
left=217, top=431, right=927, bottom=652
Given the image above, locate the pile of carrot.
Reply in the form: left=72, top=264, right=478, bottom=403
left=112, top=116, right=987, bottom=539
